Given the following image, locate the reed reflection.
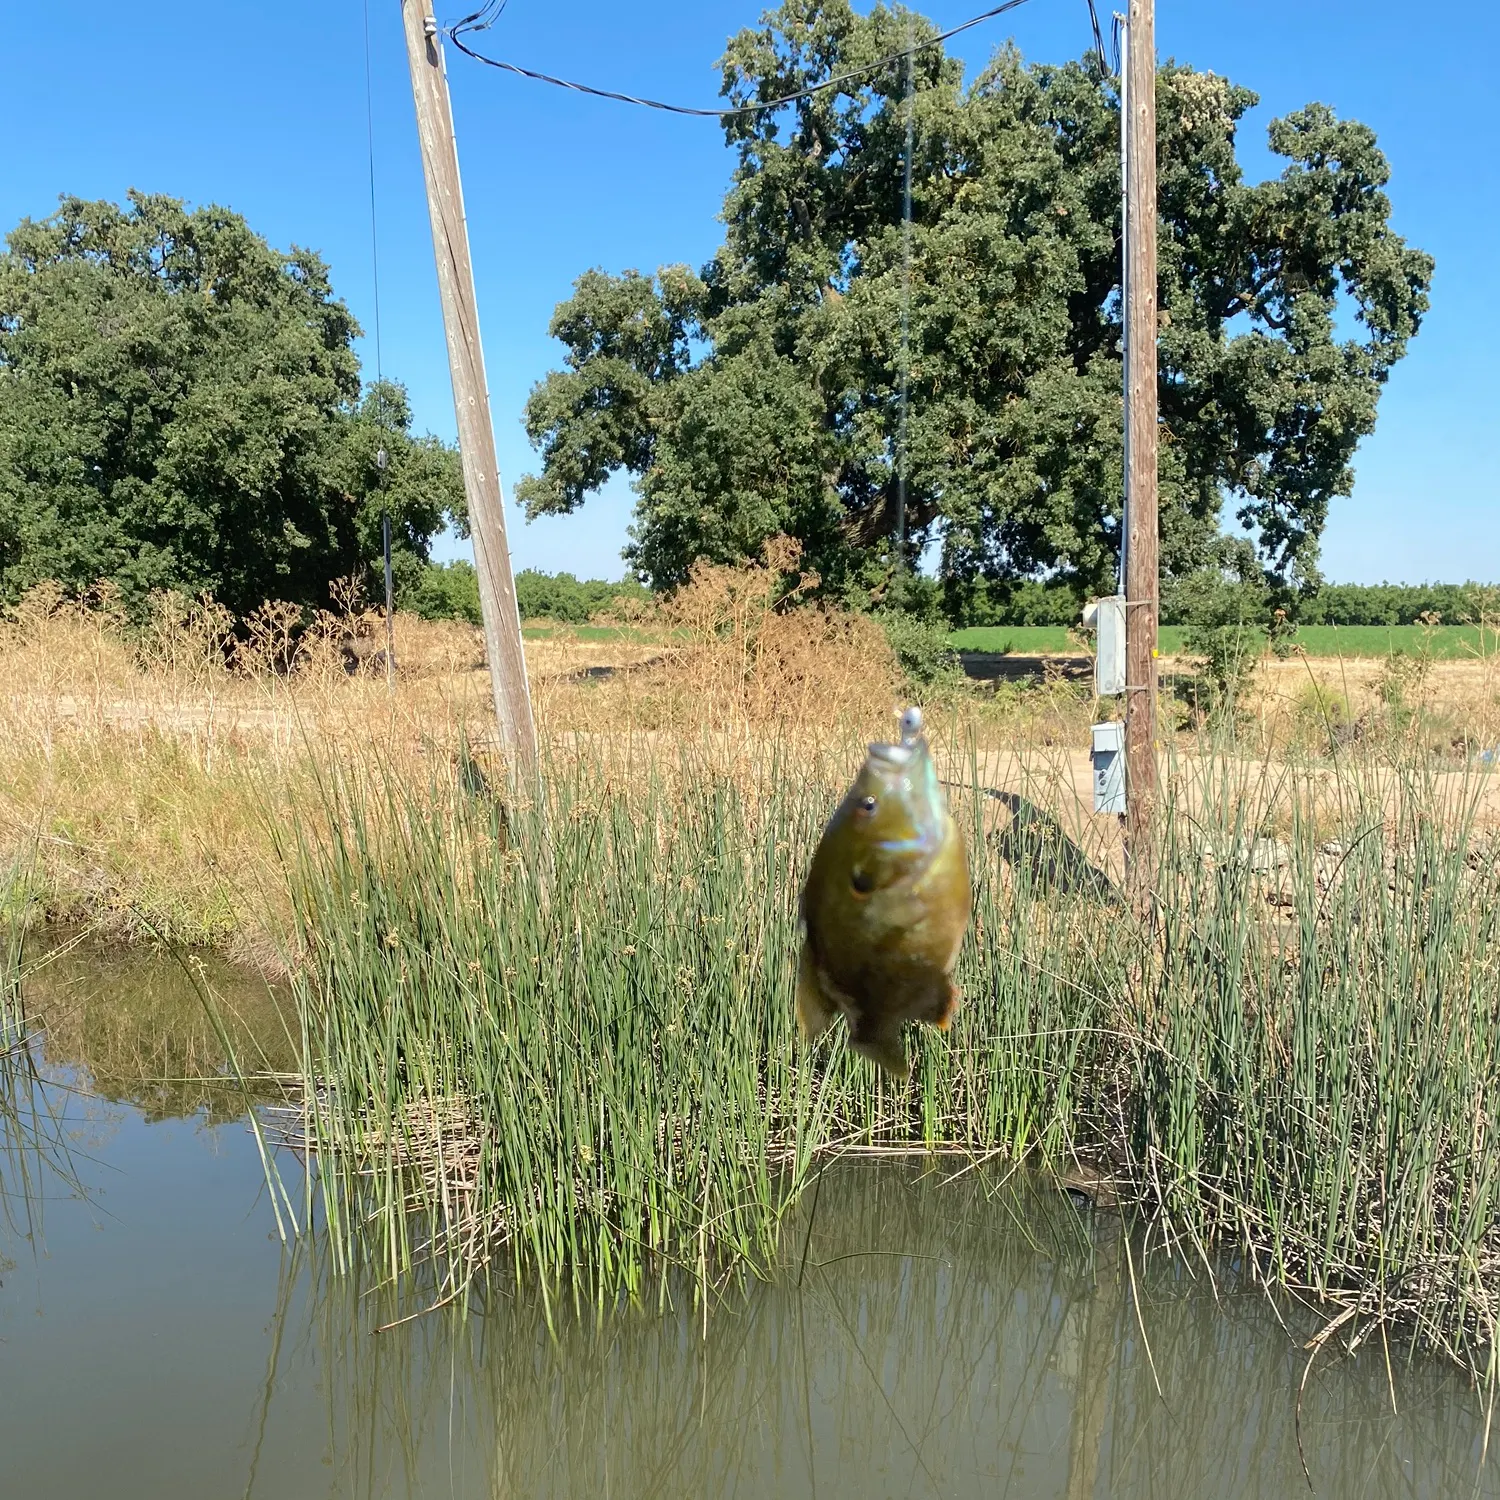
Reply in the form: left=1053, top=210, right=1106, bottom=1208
left=259, top=1162, right=1500, bottom=1500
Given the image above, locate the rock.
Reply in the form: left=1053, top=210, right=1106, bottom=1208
left=1245, top=837, right=1292, bottom=873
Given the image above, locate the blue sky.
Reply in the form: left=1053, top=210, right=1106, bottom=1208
left=4, top=1, right=1496, bottom=584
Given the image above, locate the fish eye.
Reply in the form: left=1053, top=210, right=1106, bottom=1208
left=857, top=794, right=878, bottom=815
left=851, top=868, right=876, bottom=894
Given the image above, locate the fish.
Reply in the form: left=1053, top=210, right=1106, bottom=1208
left=796, top=706, right=972, bottom=1079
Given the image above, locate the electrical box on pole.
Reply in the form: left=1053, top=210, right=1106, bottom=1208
left=1081, top=595, right=1126, bottom=698
left=1091, top=720, right=1126, bottom=815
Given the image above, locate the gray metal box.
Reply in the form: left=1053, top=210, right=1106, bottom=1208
left=1091, top=720, right=1126, bottom=815
left=1081, top=595, right=1126, bottom=697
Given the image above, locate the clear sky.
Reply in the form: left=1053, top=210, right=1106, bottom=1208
left=4, top=1, right=1496, bottom=584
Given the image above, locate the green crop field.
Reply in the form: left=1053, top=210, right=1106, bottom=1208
left=949, top=623, right=1498, bottom=660
left=1284, top=625, right=1496, bottom=659
left=521, top=619, right=1499, bottom=660
left=521, top=623, right=658, bottom=643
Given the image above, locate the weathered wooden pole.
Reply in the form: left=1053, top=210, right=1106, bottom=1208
left=399, top=0, right=537, bottom=770
left=1122, top=0, right=1159, bottom=886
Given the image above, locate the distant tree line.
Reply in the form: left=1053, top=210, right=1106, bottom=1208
left=404, top=562, right=648, bottom=626
left=404, top=566, right=1495, bottom=632
left=944, top=575, right=1498, bottom=629
left=1291, top=582, right=1494, bottom=627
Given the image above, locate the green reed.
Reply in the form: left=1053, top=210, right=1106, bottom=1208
left=272, top=729, right=1500, bottom=1363
left=1, top=850, right=85, bottom=1238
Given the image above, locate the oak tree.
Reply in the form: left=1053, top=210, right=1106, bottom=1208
left=0, top=192, right=463, bottom=617
left=516, top=1, right=1432, bottom=613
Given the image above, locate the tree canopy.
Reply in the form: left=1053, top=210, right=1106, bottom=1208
left=516, top=0, right=1432, bottom=612
left=0, top=191, right=463, bottom=617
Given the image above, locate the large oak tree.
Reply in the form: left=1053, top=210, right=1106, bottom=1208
left=516, top=1, right=1432, bottom=612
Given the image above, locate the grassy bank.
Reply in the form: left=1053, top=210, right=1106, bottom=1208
left=269, top=726, right=1500, bottom=1371
left=7, top=577, right=1496, bottom=962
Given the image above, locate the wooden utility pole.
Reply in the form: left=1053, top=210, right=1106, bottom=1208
left=400, top=0, right=538, bottom=771
left=1122, top=0, right=1159, bottom=881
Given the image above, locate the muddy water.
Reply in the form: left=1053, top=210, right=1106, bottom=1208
left=1, top=941, right=1495, bottom=1499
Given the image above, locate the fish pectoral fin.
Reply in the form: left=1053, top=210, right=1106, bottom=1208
left=930, top=979, right=960, bottom=1032
left=907, top=971, right=960, bottom=1031
left=795, top=945, right=838, bottom=1042
left=847, top=1015, right=910, bottom=1081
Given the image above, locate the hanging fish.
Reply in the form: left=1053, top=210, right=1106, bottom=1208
left=796, top=707, right=971, bottom=1078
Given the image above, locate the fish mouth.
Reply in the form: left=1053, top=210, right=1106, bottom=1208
left=867, top=742, right=917, bottom=768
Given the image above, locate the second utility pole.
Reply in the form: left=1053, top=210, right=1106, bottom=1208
left=1122, top=0, right=1159, bottom=885
left=400, top=0, right=538, bottom=772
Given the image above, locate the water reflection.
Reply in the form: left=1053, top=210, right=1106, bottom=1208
left=22, top=932, right=293, bottom=1119
left=2, top=945, right=1496, bottom=1499
left=1, top=932, right=80, bottom=1244
left=0, top=1023, right=79, bottom=1245
left=291, top=1164, right=1496, bottom=1499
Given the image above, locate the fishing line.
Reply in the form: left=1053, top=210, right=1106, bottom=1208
left=1116, top=6, right=1129, bottom=596
left=894, top=9, right=915, bottom=600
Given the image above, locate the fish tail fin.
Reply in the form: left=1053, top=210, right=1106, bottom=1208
left=848, top=1017, right=910, bottom=1081
left=795, top=944, right=838, bottom=1042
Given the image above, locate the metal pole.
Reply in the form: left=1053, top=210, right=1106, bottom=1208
left=381, top=505, right=396, bottom=686
left=399, top=0, right=538, bottom=771
left=1122, top=0, right=1159, bottom=889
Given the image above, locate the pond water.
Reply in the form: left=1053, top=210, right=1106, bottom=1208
left=2, top=940, right=1497, bottom=1499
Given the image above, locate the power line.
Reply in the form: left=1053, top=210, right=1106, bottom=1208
left=445, top=1, right=1032, bottom=119
left=1084, top=0, right=1109, bottom=76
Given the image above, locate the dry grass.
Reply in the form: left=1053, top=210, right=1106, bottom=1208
left=0, top=582, right=489, bottom=958
left=0, top=545, right=934, bottom=956
left=4, top=543, right=1500, bottom=962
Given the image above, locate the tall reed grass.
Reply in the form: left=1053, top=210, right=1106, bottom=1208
left=2, top=855, right=27, bottom=1042
left=270, top=721, right=1500, bottom=1369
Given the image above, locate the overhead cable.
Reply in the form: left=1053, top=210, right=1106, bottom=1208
left=1084, top=0, right=1109, bottom=76
left=444, top=0, right=1032, bottom=119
